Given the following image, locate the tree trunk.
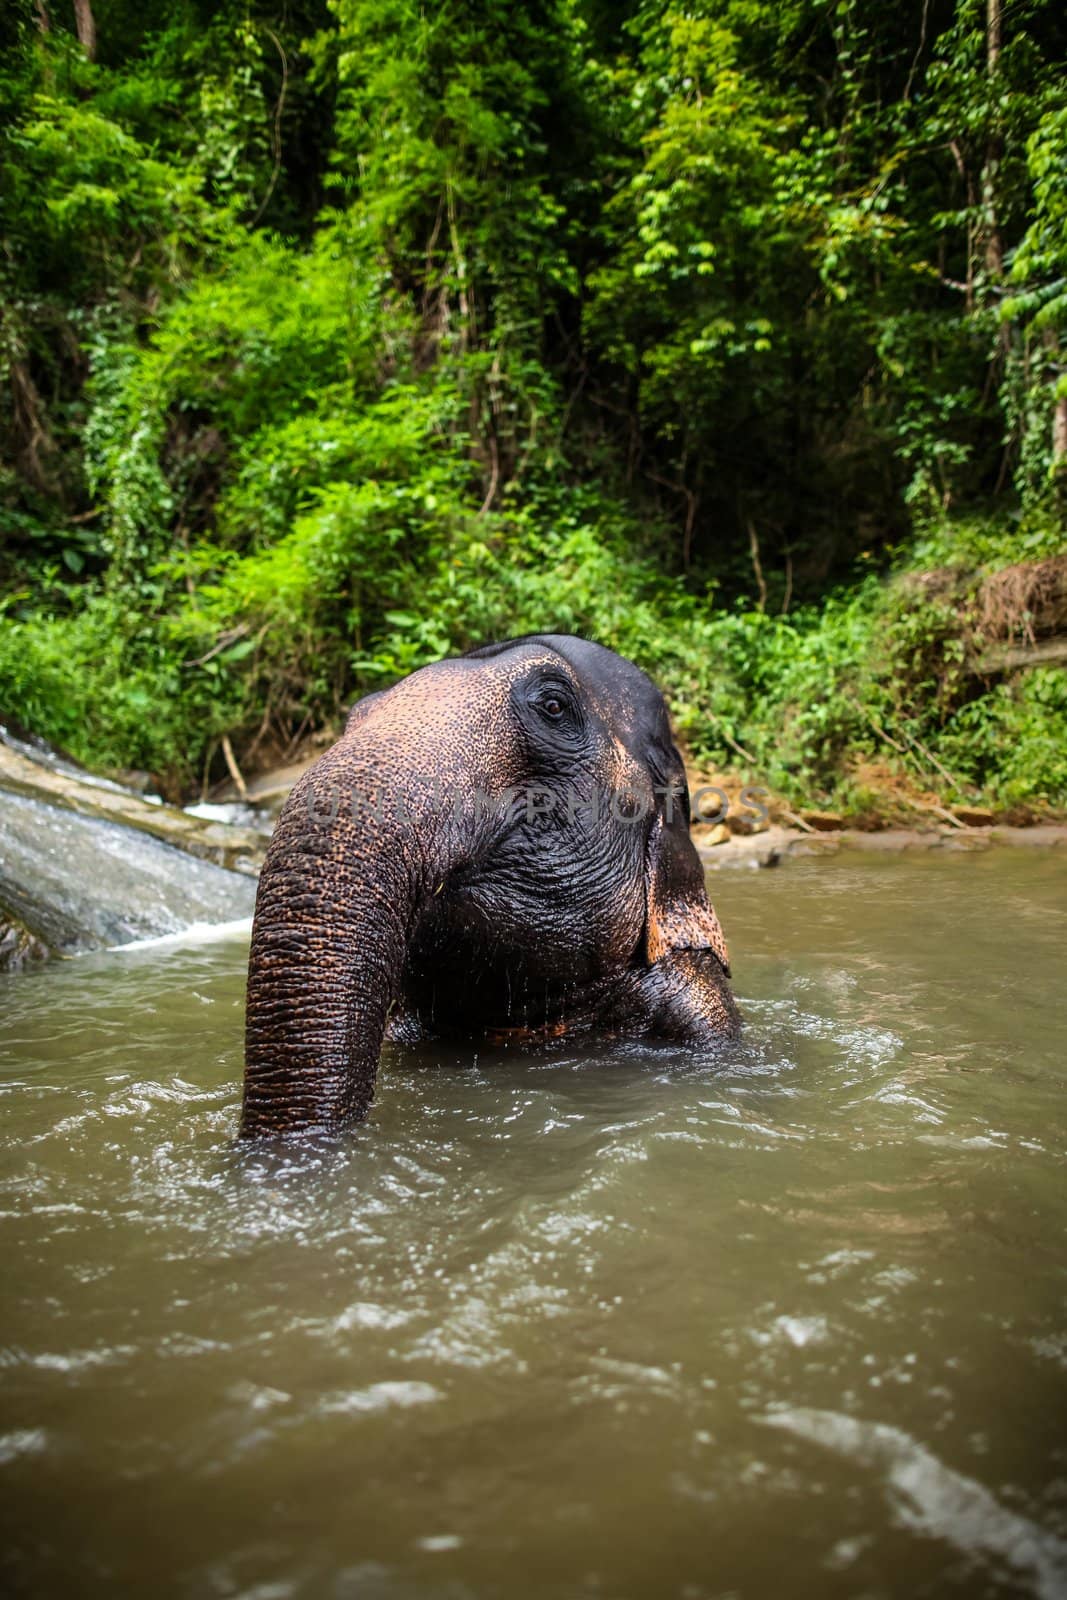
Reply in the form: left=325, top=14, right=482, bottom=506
left=72, top=0, right=96, bottom=60
left=1054, top=389, right=1067, bottom=474
left=982, top=0, right=1004, bottom=281
left=987, top=0, right=1002, bottom=72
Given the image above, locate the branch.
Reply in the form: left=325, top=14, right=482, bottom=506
left=903, top=0, right=931, bottom=103
left=221, top=734, right=249, bottom=801
left=747, top=518, right=767, bottom=613
left=185, top=624, right=250, bottom=669
left=645, top=467, right=698, bottom=569
left=251, top=27, right=289, bottom=228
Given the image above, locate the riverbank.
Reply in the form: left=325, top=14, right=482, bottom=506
left=695, top=821, right=1067, bottom=869
left=196, top=747, right=1067, bottom=863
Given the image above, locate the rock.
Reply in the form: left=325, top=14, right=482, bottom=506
left=951, top=805, right=994, bottom=827
left=727, top=814, right=769, bottom=835
left=184, top=800, right=273, bottom=833
left=0, top=738, right=266, bottom=874
left=939, top=828, right=992, bottom=851
left=698, top=824, right=796, bottom=869
left=111, top=767, right=158, bottom=795
left=698, top=823, right=731, bottom=848
left=989, top=825, right=1067, bottom=848
left=210, top=756, right=318, bottom=817
left=0, top=907, right=50, bottom=972
left=801, top=811, right=845, bottom=832
left=0, top=790, right=257, bottom=958
left=0, top=727, right=263, bottom=966
left=837, top=829, right=940, bottom=851
left=788, top=834, right=841, bottom=856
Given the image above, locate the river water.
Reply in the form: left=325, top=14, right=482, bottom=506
left=2, top=851, right=1066, bottom=1599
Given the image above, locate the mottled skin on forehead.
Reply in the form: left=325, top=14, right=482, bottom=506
left=241, top=633, right=737, bottom=1137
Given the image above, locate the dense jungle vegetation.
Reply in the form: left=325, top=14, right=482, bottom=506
left=1, top=0, right=1065, bottom=816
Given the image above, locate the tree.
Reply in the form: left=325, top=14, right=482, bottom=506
left=72, top=0, right=95, bottom=59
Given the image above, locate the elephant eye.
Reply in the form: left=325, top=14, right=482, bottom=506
left=524, top=678, right=580, bottom=730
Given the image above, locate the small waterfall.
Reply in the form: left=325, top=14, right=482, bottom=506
left=0, top=726, right=265, bottom=968
left=1, top=791, right=258, bottom=954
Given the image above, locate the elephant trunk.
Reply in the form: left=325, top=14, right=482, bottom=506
left=240, top=742, right=439, bottom=1137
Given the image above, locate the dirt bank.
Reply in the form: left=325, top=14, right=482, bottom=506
left=696, top=822, right=1067, bottom=869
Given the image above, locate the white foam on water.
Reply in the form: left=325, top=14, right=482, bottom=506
left=763, top=1405, right=1067, bottom=1599
left=108, top=916, right=253, bottom=953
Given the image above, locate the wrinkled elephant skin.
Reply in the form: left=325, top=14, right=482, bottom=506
left=242, top=634, right=738, bottom=1136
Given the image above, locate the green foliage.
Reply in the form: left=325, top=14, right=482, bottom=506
left=84, top=228, right=386, bottom=574
left=0, top=0, right=1064, bottom=808
left=0, top=589, right=243, bottom=784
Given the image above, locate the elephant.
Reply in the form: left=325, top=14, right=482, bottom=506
left=241, top=634, right=739, bottom=1136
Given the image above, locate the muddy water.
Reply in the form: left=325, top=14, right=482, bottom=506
left=1, top=851, right=1066, bottom=1599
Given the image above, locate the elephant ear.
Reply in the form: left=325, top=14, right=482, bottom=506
left=642, top=786, right=731, bottom=978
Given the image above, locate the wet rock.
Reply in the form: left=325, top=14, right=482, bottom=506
left=111, top=768, right=158, bottom=795
left=184, top=800, right=273, bottom=834
left=938, top=827, right=992, bottom=851
left=728, top=816, right=769, bottom=836
left=699, top=825, right=796, bottom=869
left=989, top=825, right=1067, bottom=848
left=0, top=737, right=266, bottom=874
left=0, top=906, right=50, bottom=972
left=951, top=805, right=994, bottom=827
left=801, top=811, right=845, bottom=832
left=0, top=791, right=257, bottom=958
left=210, top=757, right=317, bottom=818
left=788, top=834, right=841, bottom=856
left=838, top=828, right=941, bottom=851
left=0, top=725, right=262, bottom=966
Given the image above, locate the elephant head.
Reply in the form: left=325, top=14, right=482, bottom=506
left=241, top=634, right=737, bottom=1137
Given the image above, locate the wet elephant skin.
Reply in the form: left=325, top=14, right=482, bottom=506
left=241, top=634, right=738, bottom=1136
